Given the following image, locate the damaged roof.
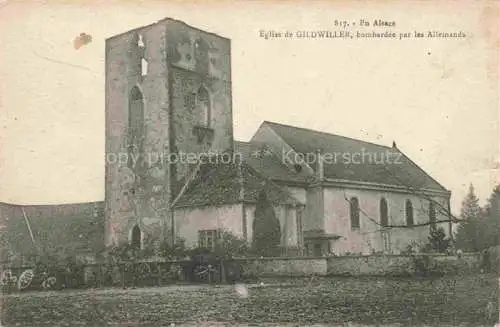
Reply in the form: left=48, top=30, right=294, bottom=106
left=234, top=141, right=308, bottom=184
left=172, top=160, right=302, bottom=208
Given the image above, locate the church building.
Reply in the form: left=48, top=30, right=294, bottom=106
left=104, top=18, right=452, bottom=256
left=0, top=18, right=453, bottom=262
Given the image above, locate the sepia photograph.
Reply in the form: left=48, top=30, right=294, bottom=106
left=0, top=1, right=499, bottom=326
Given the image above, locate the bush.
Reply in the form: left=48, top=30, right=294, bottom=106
left=157, top=238, right=188, bottom=260
left=0, top=253, right=88, bottom=292
left=426, top=227, right=451, bottom=253
left=26, top=254, right=86, bottom=290
left=214, top=231, right=249, bottom=259
left=0, top=270, right=18, bottom=293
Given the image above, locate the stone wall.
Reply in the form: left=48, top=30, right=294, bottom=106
left=326, top=253, right=480, bottom=276
left=235, top=253, right=482, bottom=278
left=236, top=257, right=328, bottom=277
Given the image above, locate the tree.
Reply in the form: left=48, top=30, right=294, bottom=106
left=461, top=184, right=482, bottom=219
left=427, top=227, right=451, bottom=253
left=482, top=185, right=500, bottom=248
left=455, top=184, right=489, bottom=251
left=485, top=186, right=500, bottom=216
left=252, top=190, right=281, bottom=257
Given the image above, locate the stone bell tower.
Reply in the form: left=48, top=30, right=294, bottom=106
left=104, top=18, right=233, bottom=248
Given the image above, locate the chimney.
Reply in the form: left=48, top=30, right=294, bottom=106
left=392, top=141, right=397, bottom=149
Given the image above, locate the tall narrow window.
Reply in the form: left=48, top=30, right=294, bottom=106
left=196, top=86, right=210, bottom=127
left=406, top=200, right=414, bottom=226
left=429, top=202, right=436, bottom=230
left=128, top=86, right=144, bottom=170
left=350, top=197, right=360, bottom=230
left=131, top=225, right=141, bottom=249
left=380, top=198, right=388, bottom=227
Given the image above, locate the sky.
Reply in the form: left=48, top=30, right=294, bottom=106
left=0, top=1, right=498, bottom=215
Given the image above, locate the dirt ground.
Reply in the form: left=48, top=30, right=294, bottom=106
left=1, top=274, right=498, bottom=326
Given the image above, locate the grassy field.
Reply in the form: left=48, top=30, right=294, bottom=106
left=1, top=274, right=498, bottom=326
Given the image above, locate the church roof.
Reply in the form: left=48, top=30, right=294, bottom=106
left=234, top=141, right=307, bottom=184
left=0, top=201, right=105, bottom=261
left=262, top=121, right=449, bottom=193
left=172, top=160, right=302, bottom=208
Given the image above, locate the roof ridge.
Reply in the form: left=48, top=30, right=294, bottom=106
left=262, top=120, right=393, bottom=150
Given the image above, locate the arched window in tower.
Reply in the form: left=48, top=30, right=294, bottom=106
left=429, top=201, right=437, bottom=230
left=380, top=198, right=389, bottom=227
left=350, top=197, right=360, bottom=230
left=131, top=224, right=141, bottom=250
left=406, top=200, right=414, bottom=226
left=196, top=86, right=211, bottom=127
left=128, top=86, right=144, bottom=170
left=137, top=34, right=145, bottom=48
